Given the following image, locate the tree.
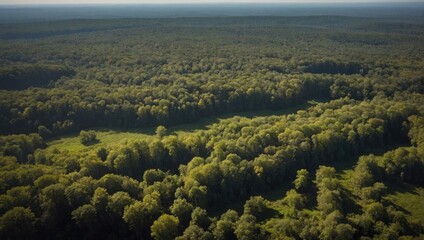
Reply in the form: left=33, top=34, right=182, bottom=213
left=107, top=192, right=134, bottom=217
left=190, top=207, right=211, bottom=230
left=96, top=147, right=108, bottom=161
left=6, top=186, right=32, bottom=207
left=176, top=224, right=213, bottom=240
left=38, top=125, right=52, bottom=139
left=188, top=186, right=208, bottom=208
left=317, top=188, right=342, bottom=215
left=71, top=204, right=97, bottom=226
left=123, top=192, right=162, bottom=238
left=334, top=224, right=355, bottom=240
left=80, top=130, right=98, bottom=145
left=123, top=201, right=145, bottom=237
left=234, top=213, right=260, bottom=240
left=143, top=169, right=166, bottom=185
left=156, top=125, right=167, bottom=139
left=151, top=214, right=179, bottom=240
left=0, top=207, right=36, bottom=240
left=319, top=210, right=343, bottom=240
left=283, top=189, right=306, bottom=210
left=38, top=183, right=69, bottom=230
left=65, top=181, right=93, bottom=208
left=34, top=174, right=59, bottom=189
left=293, top=169, right=310, bottom=192
left=243, top=196, right=266, bottom=218
left=213, top=210, right=239, bottom=240
left=316, top=166, right=337, bottom=185
left=351, top=160, right=374, bottom=194
left=365, top=202, right=385, bottom=221
left=170, top=198, right=194, bottom=227
left=360, top=182, right=387, bottom=201
left=91, top=187, right=109, bottom=213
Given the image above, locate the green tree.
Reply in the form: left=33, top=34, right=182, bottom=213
left=38, top=125, right=52, bottom=139
left=0, top=207, right=36, bottom=240
left=176, top=224, right=213, bottom=240
left=213, top=210, right=239, bottom=240
left=96, top=147, right=108, bottom=161
left=283, top=189, right=306, bottom=210
left=107, top=191, right=134, bottom=217
left=293, top=169, right=310, bottom=192
left=234, top=213, right=259, bottom=240
left=156, top=125, right=167, bottom=139
left=71, top=204, right=97, bottom=226
left=243, top=196, right=266, bottom=218
left=91, top=187, right=109, bottom=213
left=190, top=207, right=211, bottom=230
left=80, top=130, right=98, bottom=145
left=151, top=214, right=180, bottom=240
left=170, top=198, right=194, bottom=227
left=123, top=192, right=162, bottom=238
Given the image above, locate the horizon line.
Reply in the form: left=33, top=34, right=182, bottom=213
left=1, top=1, right=424, bottom=6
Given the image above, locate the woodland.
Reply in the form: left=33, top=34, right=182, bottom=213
left=0, top=15, right=423, bottom=239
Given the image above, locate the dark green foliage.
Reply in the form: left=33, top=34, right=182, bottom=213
left=293, top=169, right=310, bottom=193
left=0, top=207, right=36, bottom=240
left=302, top=60, right=367, bottom=75
left=0, top=14, right=423, bottom=240
left=234, top=213, right=261, bottom=240
left=176, top=224, right=213, bottom=240
left=71, top=204, right=97, bottom=226
left=155, top=125, right=167, bottom=139
left=0, top=17, right=422, bottom=137
left=79, top=130, right=98, bottom=145
left=0, top=64, right=74, bottom=90
left=151, top=214, right=180, bottom=240
left=213, top=210, right=239, bottom=240
left=243, top=196, right=266, bottom=218
left=0, top=134, right=44, bottom=163
left=170, top=198, right=194, bottom=227
left=37, top=126, right=52, bottom=140
left=283, top=189, right=306, bottom=211
left=190, top=207, right=211, bottom=230
left=96, top=147, right=108, bottom=161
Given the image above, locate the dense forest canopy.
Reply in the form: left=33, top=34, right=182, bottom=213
left=0, top=11, right=423, bottom=240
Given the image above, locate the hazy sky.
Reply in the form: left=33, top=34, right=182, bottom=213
left=0, top=0, right=421, bottom=5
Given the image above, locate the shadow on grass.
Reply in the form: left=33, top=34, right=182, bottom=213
left=81, top=139, right=100, bottom=146
left=259, top=207, right=283, bottom=221
left=383, top=199, right=411, bottom=214
left=385, top=180, right=418, bottom=195
left=100, top=100, right=319, bottom=135
left=332, top=143, right=410, bottom=175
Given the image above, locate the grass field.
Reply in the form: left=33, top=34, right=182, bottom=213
left=46, top=130, right=155, bottom=153
left=46, top=101, right=318, bottom=154
left=385, top=184, right=424, bottom=224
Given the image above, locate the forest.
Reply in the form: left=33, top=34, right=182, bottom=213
left=0, top=13, right=423, bottom=240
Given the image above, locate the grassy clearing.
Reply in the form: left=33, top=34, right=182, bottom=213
left=172, top=100, right=319, bottom=136
left=384, top=184, right=424, bottom=224
left=46, top=100, right=319, bottom=154
left=46, top=129, right=154, bottom=153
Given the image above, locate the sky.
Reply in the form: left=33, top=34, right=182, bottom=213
left=0, top=0, right=422, bottom=5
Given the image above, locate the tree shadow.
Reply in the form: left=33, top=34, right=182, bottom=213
left=383, top=199, right=411, bottom=215
left=81, top=139, right=100, bottom=146
left=259, top=206, right=283, bottom=221
left=385, top=180, right=418, bottom=195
